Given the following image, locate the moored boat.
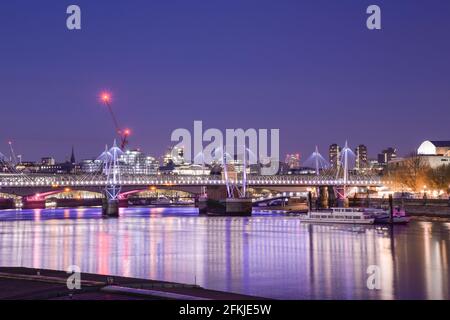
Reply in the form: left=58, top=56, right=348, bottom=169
left=368, top=207, right=410, bottom=224
left=300, top=207, right=375, bottom=224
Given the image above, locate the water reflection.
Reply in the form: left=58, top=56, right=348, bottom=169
left=0, top=207, right=448, bottom=299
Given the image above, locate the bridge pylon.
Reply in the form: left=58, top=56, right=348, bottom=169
left=101, top=140, right=123, bottom=217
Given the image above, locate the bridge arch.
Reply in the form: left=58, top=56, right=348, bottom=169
left=118, top=186, right=200, bottom=200
left=26, top=189, right=103, bottom=202
left=119, top=185, right=202, bottom=198
left=0, top=191, right=21, bottom=200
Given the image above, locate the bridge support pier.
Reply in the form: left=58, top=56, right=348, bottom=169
left=22, top=200, right=46, bottom=210
left=195, top=196, right=208, bottom=215
left=318, top=186, right=329, bottom=209
left=102, top=183, right=120, bottom=217
left=336, top=187, right=349, bottom=208
left=203, top=186, right=252, bottom=216
left=328, top=186, right=337, bottom=208
left=0, top=198, right=14, bottom=210
left=102, top=197, right=119, bottom=217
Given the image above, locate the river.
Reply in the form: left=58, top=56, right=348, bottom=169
left=0, top=207, right=448, bottom=299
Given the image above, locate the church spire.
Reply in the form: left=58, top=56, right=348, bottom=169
left=70, top=146, right=76, bottom=164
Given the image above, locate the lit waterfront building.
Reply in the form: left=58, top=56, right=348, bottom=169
left=287, top=167, right=316, bottom=175
left=163, top=146, right=185, bottom=166
left=285, top=153, right=301, bottom=169
left=173, top=164, right=211, bottom=176
left=119, top=149, right=159, bottom=175
left=81, top=159, right=103, bottom=173
left=229, top=157, right=245, bottom=173
left=355, top=144, right=368, bottom=170
left=41, top=157, right=55, bottom=166
left=378, top=147, right=397, bottom=165
left=417, top=140, right=450, bottom=157
left=388, top=140, right=450, bottom=169
left=367, top=159, right=384, bottom=174
left=38, top=148, right=77, bottom=174
left=38, top=162, right=74, bottom=174
left=329, top=144, right=341, bottom=169
left=80, top=150, right=160, bottom=175
left=14, top=161, right=39, bottom=173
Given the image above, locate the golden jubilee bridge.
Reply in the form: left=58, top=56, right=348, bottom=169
left=0, top=172, right=384, bottom=192
left=0, top=172, right=384, bottom=202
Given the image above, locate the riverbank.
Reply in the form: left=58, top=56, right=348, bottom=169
left=0, top=267, right=266, bottom=300
left=349, top=198, right=450, bottom=217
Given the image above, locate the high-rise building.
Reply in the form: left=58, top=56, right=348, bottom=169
left=355, top=145, right=368, bottom=170
left=120, top=150, right=159, bottom=175
left=377, top=147, right=397, bottom=164
left=285, top=153, right=301, bottom=169
left=329, top=144, right=341, bottom=169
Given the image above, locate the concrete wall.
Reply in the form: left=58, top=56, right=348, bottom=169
left=349, top=197, right=450, bottom=216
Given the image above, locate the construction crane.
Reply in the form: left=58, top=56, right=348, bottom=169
left=8, top=141, right=18, bottom=165
left=100, top=92, right=130, bottom=150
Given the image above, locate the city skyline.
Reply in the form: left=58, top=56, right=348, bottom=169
left=0, top=141, right=404, bottom=165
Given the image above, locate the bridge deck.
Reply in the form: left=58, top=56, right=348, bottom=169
left=0, top=174, right=384, bottom=188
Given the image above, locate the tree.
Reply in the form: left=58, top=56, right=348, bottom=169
left=386, top=152, right=429, bottom=192
left=427, top=164, right=450, bottom=192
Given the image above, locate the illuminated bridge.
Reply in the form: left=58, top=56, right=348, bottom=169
left=0, top=141, right=386, bottom=214
left=0, top=173, right=384, bottom=192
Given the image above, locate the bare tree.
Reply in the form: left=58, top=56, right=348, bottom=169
left=427, top=164, right=450, bottom=192
left=387, top=152, right=429, bottom=192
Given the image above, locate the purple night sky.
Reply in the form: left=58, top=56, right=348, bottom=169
left=0, top=0, right=449, bottom=162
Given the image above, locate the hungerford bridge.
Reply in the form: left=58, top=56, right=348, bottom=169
left=0, top=172, right=383, bottom=194
left=0, top=142, right=385, bottom=215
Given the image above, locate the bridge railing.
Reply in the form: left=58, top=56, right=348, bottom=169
left=0, top=173, right=384, bottom=187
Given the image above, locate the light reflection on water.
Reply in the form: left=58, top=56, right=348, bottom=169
left=0, top=207, right=449, bottom=299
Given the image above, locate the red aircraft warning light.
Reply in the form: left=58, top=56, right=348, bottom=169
left=100, top=92, right=111, bottom=104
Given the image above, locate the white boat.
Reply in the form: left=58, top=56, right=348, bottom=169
left=300, top=207, right=375, bottom=224
left=151, top=196, right=172, bottom=205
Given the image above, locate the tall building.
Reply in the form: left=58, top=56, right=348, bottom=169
left=329, top=144, right=341, bottom=169
left=81, top=150, right=159, bottom=175
left=70, top=146, right=76, bottom=165
left=120, top=150, right=159, bottom=175
left=377, top=147, right=397, bottom=164
left=285, top=153, right=301, bottom=169
left=355, top=145, right=368, bottom=170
